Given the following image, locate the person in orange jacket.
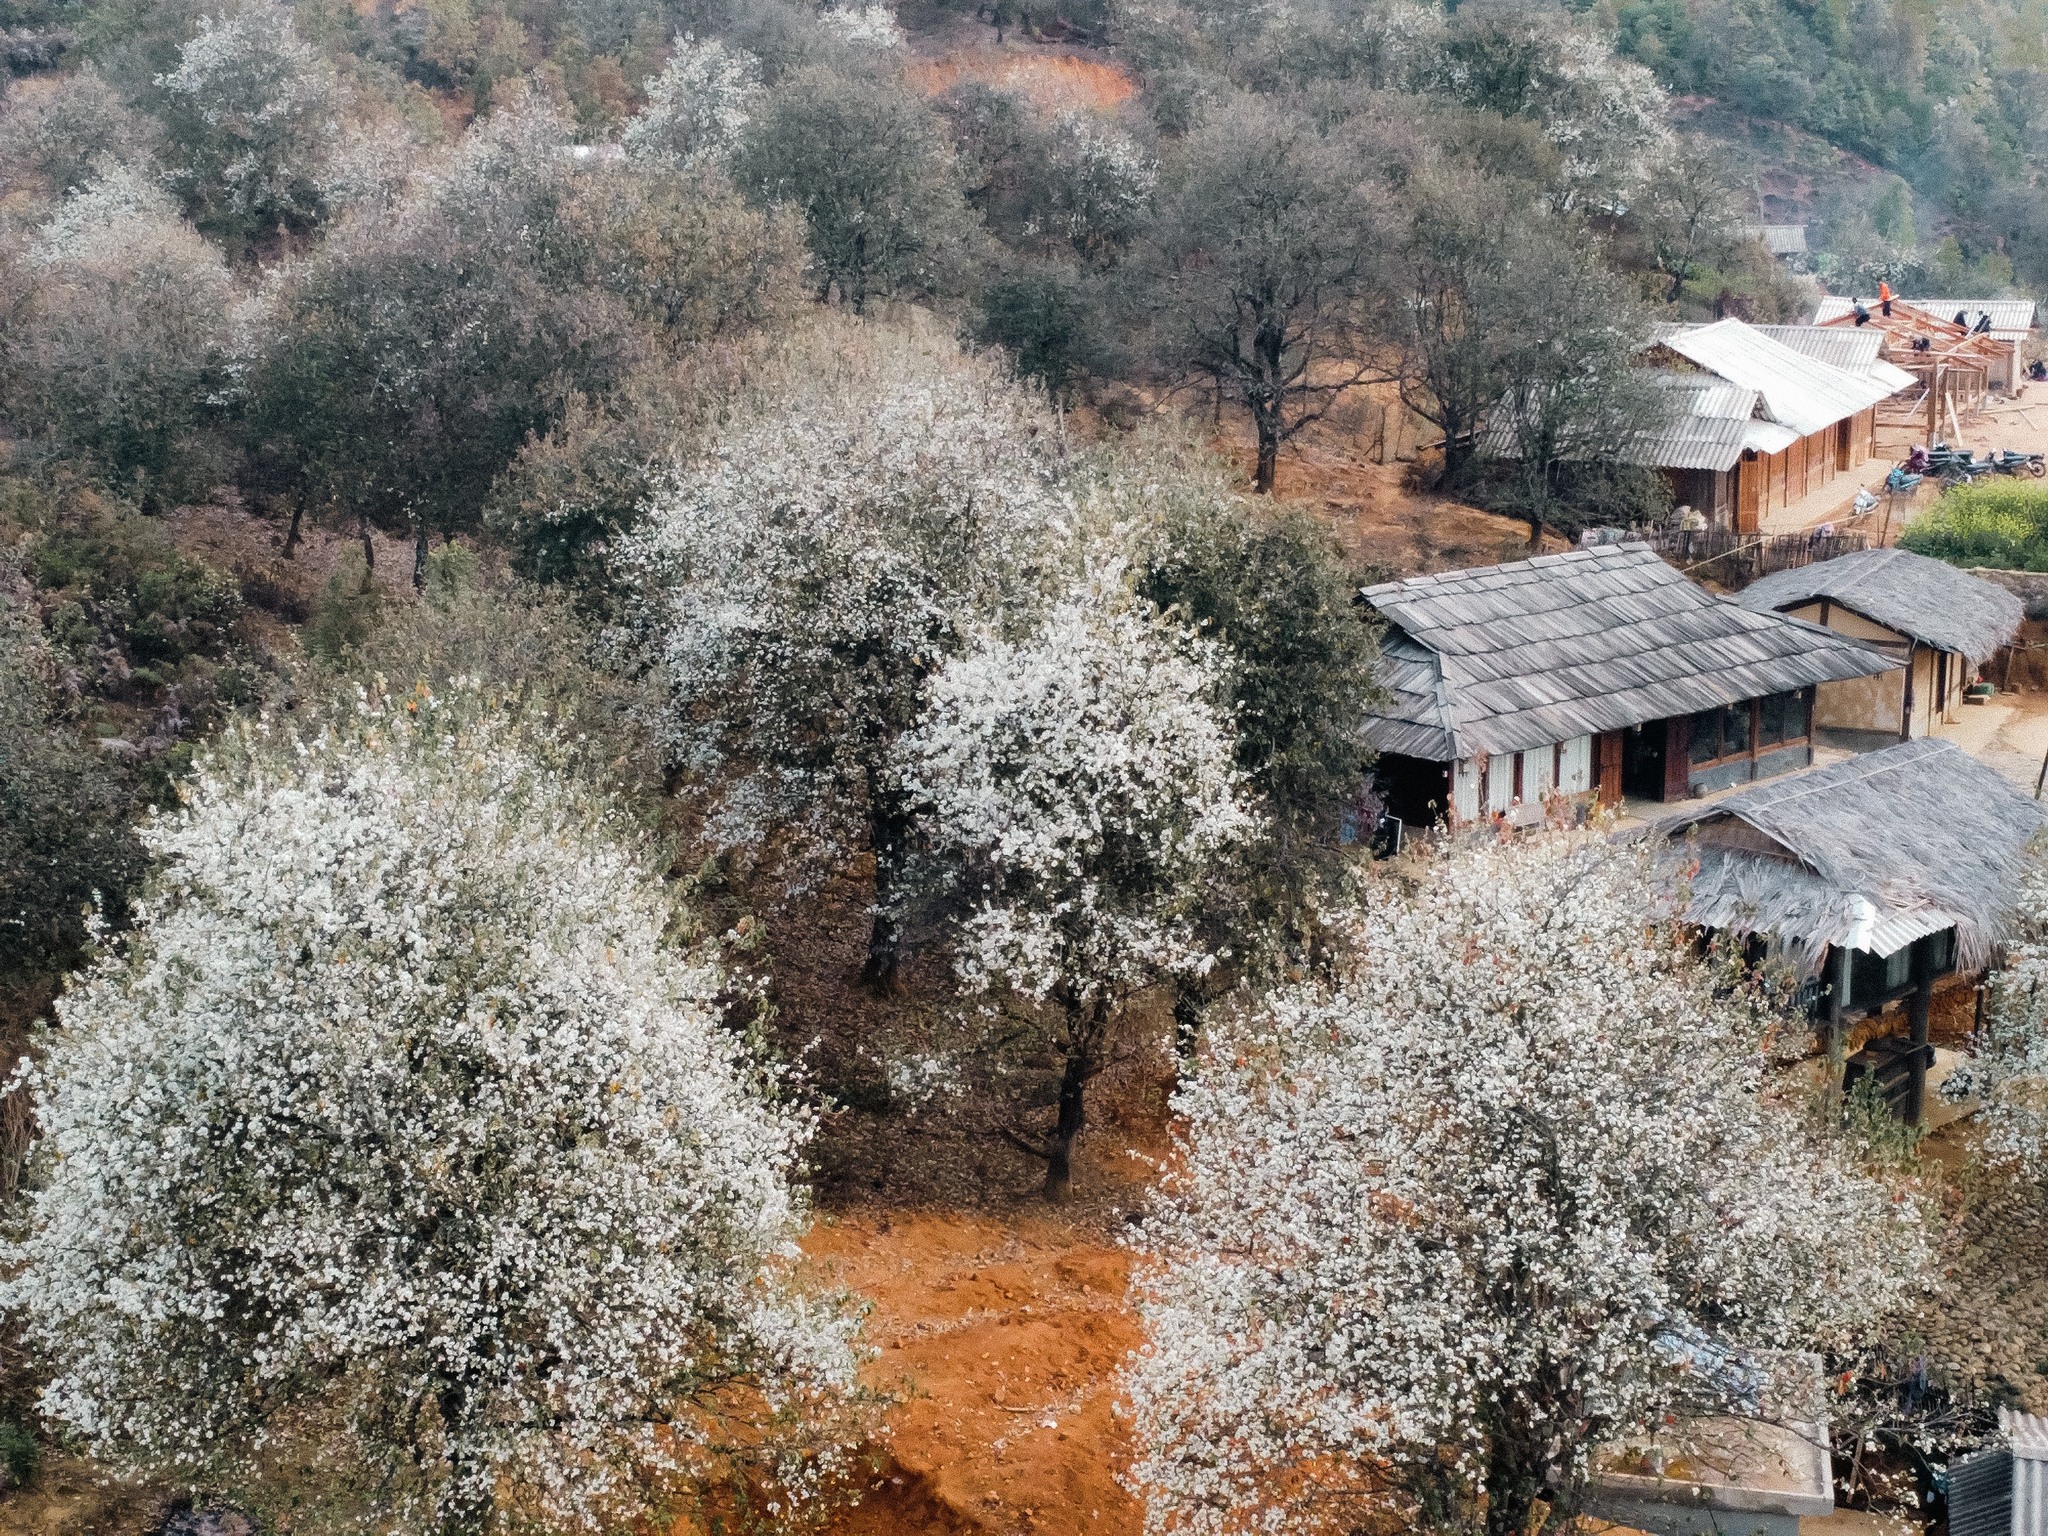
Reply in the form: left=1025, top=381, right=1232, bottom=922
left=1878, top=280, right=1893, bottom=316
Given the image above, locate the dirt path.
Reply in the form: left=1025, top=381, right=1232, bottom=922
left=809, top=1210, right=1143, bottom=1536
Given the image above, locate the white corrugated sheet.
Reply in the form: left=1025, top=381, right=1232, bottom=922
left=2007, top=1407, right=2048, bottom=1536
left=1743, top=420, right=1802, bottom=454
left=1813, top=295, right=2036, bottom=345
left=1653, top=320, right=1898, bottom=436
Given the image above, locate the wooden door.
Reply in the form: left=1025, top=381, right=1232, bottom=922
left=1661, top=714, right=1692, bottom=801
left=1836, top=419, right=1852, bottom=471
left=1736, top=455, right=1761, bottom=533
left=1596, top=731, right=1624, bottom=806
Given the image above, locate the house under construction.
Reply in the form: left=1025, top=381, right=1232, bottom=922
left=1810, top=297, right=2025, bottom=440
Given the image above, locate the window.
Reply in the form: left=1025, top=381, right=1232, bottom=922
left=1757, top=688, right=1812, bottom=747
left=1689, top=703, right=1752, bottom=764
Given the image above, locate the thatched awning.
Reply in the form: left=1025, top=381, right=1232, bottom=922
left=1657, top=738, right=2044, bottom=976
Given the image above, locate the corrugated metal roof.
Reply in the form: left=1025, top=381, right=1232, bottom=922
left=1659, top=738, right=2044, bottom=975
left=1750, top=328, right=1917, bottom=396
left=1655, top=373, right=1763, bottom=420
left=1755, top=325, right=1885, bottom=373
left=2005, top=1407, right=2048, bottom=1461
left=1653, top=321, right=1898, bottom=436
left=1630, top=414, right=1752, bottom=471
left=1814, top=295, right=2036, bottom=343
left=1359, top=544, right=1899, bottom=760
left=1744, top=420, right=1801, bottom=455
left=1740, top=547, right=2024, bottom=663
left=1744, top=224, right=1809, bottom=255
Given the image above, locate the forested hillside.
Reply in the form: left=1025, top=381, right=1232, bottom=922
left=1611, top=0, right=2048, bottom=291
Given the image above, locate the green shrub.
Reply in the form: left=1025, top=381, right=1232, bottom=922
left=0, top=1420, right=38, bottom=1489
left=1900, top=482, right=2048, bottom=570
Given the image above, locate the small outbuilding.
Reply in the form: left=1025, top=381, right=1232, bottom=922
left=1657, top=737, right=2045, bottom=1120
left=1363, top=545, right=1900, bottom=827
left=1737, top=548, right=2024, bottom=745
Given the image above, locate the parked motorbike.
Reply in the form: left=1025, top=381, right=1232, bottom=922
left=1885, top=465, right=1924, bottom=493
left=1987, top=448, right=2048, bottom=478
left=1927, top=443, right=1986, bottom=484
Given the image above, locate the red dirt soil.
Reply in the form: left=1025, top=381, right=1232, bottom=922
left=808, top=1210, right=1144, bottom=1536
left=903, top=49, right=1137, bottom=112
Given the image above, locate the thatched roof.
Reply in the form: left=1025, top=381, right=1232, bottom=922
left=1738, top=548, right=2024, bottom=665
left=1361, top=545, right=1900, bottom=761
left=1658, top=738, right=2044, bottom=975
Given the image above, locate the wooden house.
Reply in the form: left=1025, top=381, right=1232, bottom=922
left=1643, top=321, right=1903, bottom=532
left=1738, top=548, right=2023, bottom=745
left=1363, top=545, right=1900, bottom=828
left=1813, top=296, right=2036, bottom=392
left=1657, top=737, right=2044, bottom=1121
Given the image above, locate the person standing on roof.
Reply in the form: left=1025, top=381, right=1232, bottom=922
left=1879, top=281, right=1894, bottom=316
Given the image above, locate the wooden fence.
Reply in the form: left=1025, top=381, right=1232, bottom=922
left=1629, top=529, right=1871, bottom=590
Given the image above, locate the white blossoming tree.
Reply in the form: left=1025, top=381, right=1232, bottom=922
left=622, top=36, right=762, bottom=171
left=1044, top=110, right=1156, bottom=263
left=895, top=579, right=1255, bottom=1199
left=4, top=167, right=240, bottom=508
left=154, top=0, right=343, bottom=249
left=1955, top=854, right=2048, bottom=1175
left=625, top=318, right=1074, bottom=989
left=1128, top=833, right=1930, bottom=1536
left=3, top=685, right=863, bottom=1536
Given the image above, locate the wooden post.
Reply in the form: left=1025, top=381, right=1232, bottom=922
left=1827, top=944, right=1849, bottom=1114
left=1905, top=938, right=1935, bottom=1126
left=1596, top=731, right=1624, bottom=806
left=1899, top=639, right=1917, bottom=739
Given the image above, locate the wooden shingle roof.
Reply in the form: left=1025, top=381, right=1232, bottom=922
left=1361, top=545, right=1900, bottom=761
left=1739, top=548, right=2023, bottom=665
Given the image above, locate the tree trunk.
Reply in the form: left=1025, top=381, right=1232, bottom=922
left=282, top=497, right=304, bottom=561
left=1483, top=1430, right=1550, bottom=1536
left=356, top=510, right=376, bottom=594
left=1042, top=1042, right=1090, bottom=1202
left=1254, top=422, right=1280, bottom=493
left=861, top=781, right=912, bottom=994
left=412, top=521, right=431, bottom=592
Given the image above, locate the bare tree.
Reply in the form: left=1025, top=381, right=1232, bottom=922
left=1139, top=94, right=1394, bottom=492
left=1393, top=172, right=1525, bottom=485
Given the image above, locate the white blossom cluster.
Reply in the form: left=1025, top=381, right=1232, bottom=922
left=3, top=684, right=862, bottom=1534
left=28, top=163, right=190, bottom=265
left=896, top=575, right=1254, bottom=1011
left=623, top=322, right=1075, bottom=872
left=154, top=0, right=342, bottom=229
left=1127, top=832, right=1929, bottom=1535
left=817, top=4, right=908, bottom=49
left=1046, top=111, right=1157, bottom=257
left=1951, top=853, right=2048, bottom=1175
left=622, top=36, right=763, bottom=172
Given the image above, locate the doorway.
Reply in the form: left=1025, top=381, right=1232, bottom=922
left=1622, top=721, right=1667, bottom=800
